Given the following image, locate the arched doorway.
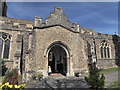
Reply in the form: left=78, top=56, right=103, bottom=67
left=48, top=45, right=67, bottom=76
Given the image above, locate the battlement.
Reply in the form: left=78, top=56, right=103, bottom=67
left=79, top=27, right=94, bottom=38
left=0, top=16, right=33, bottom=31
left=94, top=32, right=113, bottom=39
left=79, top=27, right=114, bottom=39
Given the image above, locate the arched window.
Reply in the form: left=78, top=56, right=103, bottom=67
left=0, top=32, right=11, bottom=59
left=100, top=40, right=110, bottom=59
left=3, top=40, right=10, bottom=59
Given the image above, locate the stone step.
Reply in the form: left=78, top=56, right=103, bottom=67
left=49, top=73, right=65, bottom=79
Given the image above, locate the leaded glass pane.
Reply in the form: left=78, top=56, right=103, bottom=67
left=104, top=47, right=107, bottom=58
left=107, top=47, right=110, bottom=58
left=3, top=40, right=10, bottom=59
left=105, top=43, right=107, bottom=46
left=101, top=47, right=103, bottom=58
left=2, top=33, right=7, bottom=40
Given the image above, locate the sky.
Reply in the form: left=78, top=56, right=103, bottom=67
left=6, top=2, right=118, bottom=35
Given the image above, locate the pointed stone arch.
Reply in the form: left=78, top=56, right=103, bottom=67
left=44, top=41, right=73, bottom=77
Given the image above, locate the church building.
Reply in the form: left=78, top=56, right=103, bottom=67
left=0, top=1, right=120, bottom=80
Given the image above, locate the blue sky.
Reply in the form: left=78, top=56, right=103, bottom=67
left=7, top=2, right=118, bottom=34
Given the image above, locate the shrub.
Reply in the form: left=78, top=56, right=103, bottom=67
left=3, top=69, right=18, bottom=85
left=85, top=62, right=105, bottom=89
left=0, top=59, right=8, bottom=76
left=32, top=73, right=43, bottom=80
left=32, top=74, right=37, bottom=80
left=37, top=74, right=43, bottom=80
left=18, top=74, right=22, bottom=84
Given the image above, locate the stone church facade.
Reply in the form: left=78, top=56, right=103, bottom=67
left=0, top=2, right=120, bottom=80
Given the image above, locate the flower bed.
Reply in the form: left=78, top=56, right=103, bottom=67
left=0, top=82, right=26, bottom=89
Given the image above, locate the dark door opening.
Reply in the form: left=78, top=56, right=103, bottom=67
left=48, top=45, right=67, bottom=76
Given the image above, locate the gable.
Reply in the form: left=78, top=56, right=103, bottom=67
left=33, top=7, right=80, bottom=33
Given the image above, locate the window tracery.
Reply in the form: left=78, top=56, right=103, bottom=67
left=0, top=32, right=11, bottom=59
left=100, top=40, right=111, bottom=59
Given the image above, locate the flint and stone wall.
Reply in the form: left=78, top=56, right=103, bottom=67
left=0, top=7, right=119, bottom=80
left=0, top=16, right=33, bottom=70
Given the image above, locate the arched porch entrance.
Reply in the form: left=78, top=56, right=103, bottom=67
left=48, top=46, right=67, bottom=76
left=47, top=41, right=70, bottom=76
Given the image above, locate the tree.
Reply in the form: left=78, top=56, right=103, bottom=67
left=85, top=62, right=105, bottom=89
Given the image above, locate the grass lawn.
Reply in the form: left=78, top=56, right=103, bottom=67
left=99, top=67, right=120, bottom=74
left=108, top=80, right=120, bottom=88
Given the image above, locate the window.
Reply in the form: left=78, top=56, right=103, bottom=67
left=100, top=40, right=111, bottom=59
left=3, top=40, right=10, bottom=59
left=0, top=32, right=11, bottom=59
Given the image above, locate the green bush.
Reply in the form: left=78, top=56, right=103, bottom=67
left=0, top=59, right=8, bottom=76
left=37, top=74, right=43, bottom=80
left=85, top=62, right=105, bottom=89
left=32, top=74, right=37, bottom=80
left=3, top=69, right=18, bottom=85
left=18, top=74, right=22, bottom=84
left=32, top=73, right=43, bottom=80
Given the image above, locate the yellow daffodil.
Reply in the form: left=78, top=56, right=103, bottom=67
left=20, top=84, right=26, bottom=88
left=0, top=82, right=26, bottom=89
left=0, top=84, right=5, bottom=88
left=22, top=81, right=25, bottom=83
left=14, top=85, right=18, bottom=88
left=18, top=85, right=21, bottom=88
left=8, top=85, right=13, bottom=88
left=5, top=82, right=9, bottom=86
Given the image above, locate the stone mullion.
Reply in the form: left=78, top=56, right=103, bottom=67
left=109, top=47, right=111, bottom=58
left=106, top=47, right=108, bottom=58
left=102, top=47, right=104, bottom=59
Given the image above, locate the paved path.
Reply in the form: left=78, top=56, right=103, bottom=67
left=104, top=71, right=119, bottom=88
left=26, top=71, right=119, bottom=88
left=26, top=77, right=90, bottom=88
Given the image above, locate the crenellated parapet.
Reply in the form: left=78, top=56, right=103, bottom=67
left=0, top=16, right=33, bottom=32
left=94, top=32, right=113, bottom=40
left=34, top=7, right=80, bottom=33
left=80, top=27, right=94, bottom=38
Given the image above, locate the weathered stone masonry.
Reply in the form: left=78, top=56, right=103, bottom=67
left=0, top=5, right=120, bottom=80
